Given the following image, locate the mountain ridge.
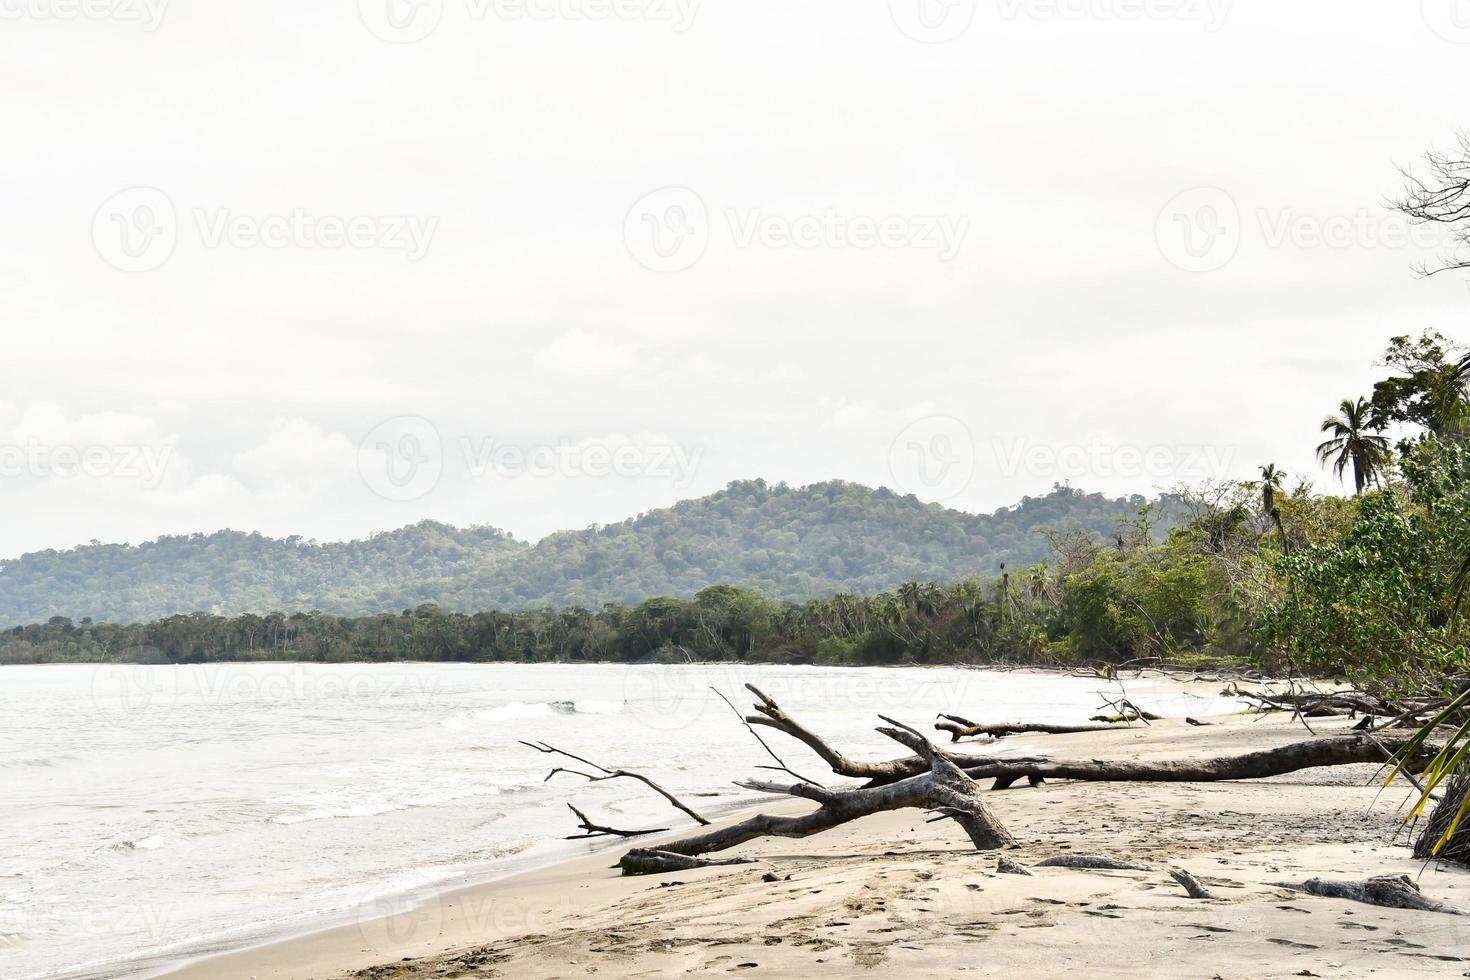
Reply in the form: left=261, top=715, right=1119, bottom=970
left=0, top=480, right=1171, bottom=626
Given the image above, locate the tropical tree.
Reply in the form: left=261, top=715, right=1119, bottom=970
left=1258, top=464, right=1284, bottom=514
left=1316, top=398, right=1392, bottom=494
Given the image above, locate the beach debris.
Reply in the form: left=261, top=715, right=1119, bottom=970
left=616, top=715, right=1017, bottom=876
left=934, top=714, right=1118, bottom=742
left=1168, top=867, right=1216, bottom=899
left=997, top=856, right=1033, bottom=876
left=742, top=686, right=1434, bottom=793
left=618, top=848, right=759, bottom=876
left=521, top=740, right=710, bottom=825
left=1267, top=875, right=1465, bottom=915
left=1035, top=854, right=1153, bottom=872
left=565, top=803, right=668, bottom=840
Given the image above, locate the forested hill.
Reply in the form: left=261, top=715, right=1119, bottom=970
left=0, top=481, right=1170, bottom=626
left=0, top=522, right=526, bottom=627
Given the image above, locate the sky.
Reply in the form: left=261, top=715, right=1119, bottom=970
left=3, top=0, right=1469, bottom=556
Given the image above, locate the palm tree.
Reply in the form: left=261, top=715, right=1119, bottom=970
left=1316, top=397, right=1392, bottom=494
left=1258, top=463, right=1284, bottom=514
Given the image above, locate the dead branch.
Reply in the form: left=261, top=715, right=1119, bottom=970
left=521, top=740, right=710, bottom=825
left=934, top=713, right=1118, bottom=742
left=712, top=686, right=822, bottom=787
left=1268, top=875, right=1464, bottom=915
left=1169, top=867, right=1215, bottom=899
left=564, top=804, right=667, bottom=840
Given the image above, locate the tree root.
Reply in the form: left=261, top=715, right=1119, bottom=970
left=1268, top=875, right=1464, bottom=915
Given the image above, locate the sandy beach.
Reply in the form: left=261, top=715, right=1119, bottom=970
left=161, top=706, right=1470, bottom=980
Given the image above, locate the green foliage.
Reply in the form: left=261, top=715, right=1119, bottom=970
left=0, top=481, right=1173, bottom=627
left=1265, top=439, right=1470, bottom=686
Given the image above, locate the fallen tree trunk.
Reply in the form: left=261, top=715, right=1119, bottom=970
left=617, top=718, right=1016, bottom=874
left=745, top=685, right=1433, bottom=790
left=1269, top=875, right=1464, bottom=915
left=955, top=733, right=1434, bottom=789
left=618, top=849, right=757, bottom=875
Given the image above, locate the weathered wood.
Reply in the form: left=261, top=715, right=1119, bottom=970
left=565, top=804, right=667, bottom=840
left=1169, top=867, right=1215, bottom=899
left=934, top=713, right=1118, bottom=742
left=997, top=855, right=1033, bottom=876
left=747, top=686, right=1435, bottom=791
left=616, top=717, right=1016, bottom=874
left=958, top=734, right=1435, bottom=789
left=522, top=740, right=710, bottom=825
left=1269, top=875, right=1464, bottom=915
left=618, top=848, right=758, bottom=875
left=1034, top=853, right=1153, bottom=871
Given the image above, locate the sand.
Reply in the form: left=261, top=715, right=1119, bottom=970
left=162, top=711, right=1470, bottom=980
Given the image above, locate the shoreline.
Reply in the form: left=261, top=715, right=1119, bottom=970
left=157, top=709, right=1470, bottom=980
left=150, top=797, right=806, bottom=980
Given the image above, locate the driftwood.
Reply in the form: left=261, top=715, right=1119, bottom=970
left=1034, top=853, right=1153, bottom=872
left=744, top=685, right=1433, bottom=791
left=934, top=713, right=1118, bottom=742
left=616, top=717, right=1016, bottom=875
left=565, top=803, right=667, bottom=840
left=1169, top=867, right=1216, bottom=899
left=522, top=740, right=710, bottom=825
left=1269, top=875, right=1464, bottom=915
left=619, top=848, right=758, bottom=875
left=997, top=855, right=1033, bottom=876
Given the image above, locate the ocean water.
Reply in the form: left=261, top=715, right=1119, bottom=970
left=0, top=662, right=1239, bottom=979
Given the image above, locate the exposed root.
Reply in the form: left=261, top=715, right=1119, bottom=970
left=1268, top=875, right=1465, bottom=915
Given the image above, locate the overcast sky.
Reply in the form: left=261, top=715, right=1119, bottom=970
left=3, top=0, right=1469, bottom=556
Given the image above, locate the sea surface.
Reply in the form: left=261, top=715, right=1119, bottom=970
left=0, top=662, right=1240, bottom=979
